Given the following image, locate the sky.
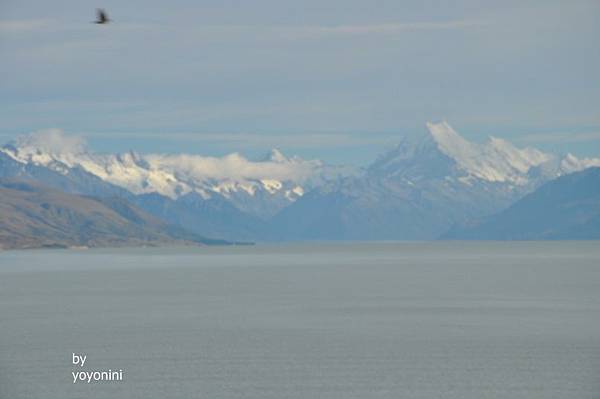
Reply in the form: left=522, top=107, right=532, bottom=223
left=1, top=0, right=599, bottom=165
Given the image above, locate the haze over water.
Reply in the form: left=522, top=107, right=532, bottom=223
left=1, top=242, right=599, bottom=398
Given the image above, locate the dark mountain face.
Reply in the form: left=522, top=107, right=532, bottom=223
left=0, top=179, right=223, bottom=250
left=443, top=167, right=600, bottom=240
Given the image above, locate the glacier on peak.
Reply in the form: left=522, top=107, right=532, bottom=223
left=365, top=121, right=600, bottom=192
left=425, top=121, right=554, bottom=185
left=266, top=148, right=288, bottom=163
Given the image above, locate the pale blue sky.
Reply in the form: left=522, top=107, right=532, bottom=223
left=1, top=0, right=599, bottom=164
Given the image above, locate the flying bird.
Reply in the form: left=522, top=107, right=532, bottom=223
left=94, top=9, right=110, bottom=24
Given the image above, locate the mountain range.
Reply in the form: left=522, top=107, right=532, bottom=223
left=1, top=121, right=599, bottom=246
left=272, top=122, right=600, bottom=239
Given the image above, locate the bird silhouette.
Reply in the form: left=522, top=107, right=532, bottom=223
left=94, top=9, right=110, bottom=24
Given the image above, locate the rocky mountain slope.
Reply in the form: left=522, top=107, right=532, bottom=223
left=0, top=179, right=225, bottom=249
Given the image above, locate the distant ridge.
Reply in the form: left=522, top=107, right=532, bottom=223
left=443, top=167, right=600, bottom=240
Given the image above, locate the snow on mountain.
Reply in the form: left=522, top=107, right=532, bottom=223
left=559, top=153, right=600, bottom=174
left=274, top=121, right=600, bottom=241
left=3, top=122, right=598, bottom=232
left=265, top=148, right=288, bottom=163
left=425, top=121, right=554, bottom=185
left=366, top=120, right=585, bottom=193
left=371, top=121, right=598, bottom=187
left=1, top=129, right=353, bottom=218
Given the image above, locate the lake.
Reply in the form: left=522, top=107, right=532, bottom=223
left=1, top=242, right=599, bottom=398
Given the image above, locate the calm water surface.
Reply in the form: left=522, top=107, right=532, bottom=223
left=1, top=242, right=599, bottom=398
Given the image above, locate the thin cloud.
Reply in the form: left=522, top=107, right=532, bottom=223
left=50, top=131, right=399, bottom=149
left=146, top=152, right=321, bottom=183
left=516, top=131, right=600, bottom=144
left=13, top=128, right=86, bottom=154
left=307, top=20, right=486, bottom=36
left=0, top=17, right=153, bottom=35
left=1, top=129, right=399, bottom=150
left=0, top=19, right=54, bottom=33
left=0, top=17, right=484, bottom=37
left=172, top=20, right=487, bottom=39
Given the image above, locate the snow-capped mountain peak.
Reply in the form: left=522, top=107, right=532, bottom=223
left=367, top=122, right=599, bottom=189
left=426, top=120, right=473, bottom=156
left=425, top=121, right=554, bottom=185
left=1, top=129, right=357, bottom=219
left=266, top=148, right=288, bottom=163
